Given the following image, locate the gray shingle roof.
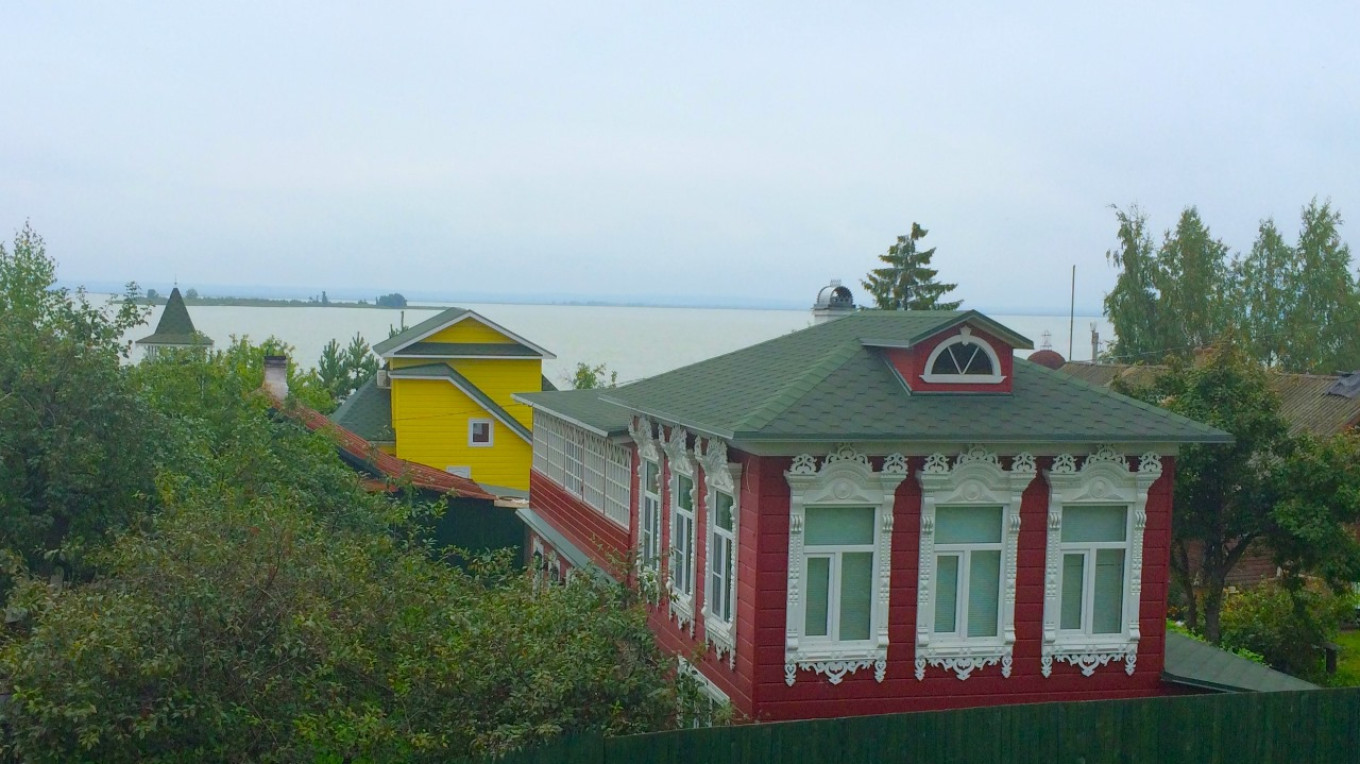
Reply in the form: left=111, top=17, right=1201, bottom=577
left=1163, top=630, right=1317, bottom=693
left=330, top=378, right=395, bottom=443
left=136, top=287, right=213, bottom=346
left=394, top=341, right=541, bottom=358
left=372, top=307, right=470, bottom=355
left=515, top=388, right=633, bottom=436
left=596, top=311, right=1230, bottom=444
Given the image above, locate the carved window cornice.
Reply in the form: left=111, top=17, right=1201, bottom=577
left=700, top=436, right=740, bottom=668
left=915, top=447, right=1035, bottom=680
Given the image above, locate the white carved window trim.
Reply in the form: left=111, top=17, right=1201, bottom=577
left=664, top=426, right=698, bottom=633
left=921, top=326, right=1006, bottom=384
left=699, top=438, right=740, bottom=668
left=1041, top=447, right=1162, bottom=678
left=915, top=448, right=1034, bottom=681
left=784, top=446, right=907, bottom=686
left=629, top=417, right=664, bottom=584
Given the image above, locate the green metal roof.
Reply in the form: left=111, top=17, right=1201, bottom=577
left=394, top=341, right=541, bottom=358
left=135, top=287, right=213, bottom=346
left=330, top=378, right=395, bottom=443
left=596, top=310, right=1231, bottom=444
left=388, top=363, right=532, bottom=443
left=1163, top=630, right=1317, bottom=693
left=516, top=388, right=633, bottom=436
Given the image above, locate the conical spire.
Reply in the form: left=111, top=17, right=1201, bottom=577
left=135, top=287, right=213, bottom=347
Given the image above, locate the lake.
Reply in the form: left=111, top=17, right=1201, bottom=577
left=117, top=299, right=1113, bottom=385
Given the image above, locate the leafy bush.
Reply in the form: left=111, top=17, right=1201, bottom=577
left=1219, top=580, right=1355, bottom=683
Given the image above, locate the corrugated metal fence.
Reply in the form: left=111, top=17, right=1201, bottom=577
left=477, top=688, right=1360, bottom=763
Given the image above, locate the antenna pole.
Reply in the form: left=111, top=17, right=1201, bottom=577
left=1068, top=265, right=1076, bottom=360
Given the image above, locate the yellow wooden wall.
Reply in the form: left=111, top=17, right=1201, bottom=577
left=426, top=320, right=518, bottom=345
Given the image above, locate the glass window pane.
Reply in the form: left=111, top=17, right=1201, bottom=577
left=1061, top=553, right=1085, bottom=630
left=645, top=460, right=659, bottom=494
left=967, top=550, right=1001, bottom=638
left=1093, top=549, right=1126, bottom=634
left=715, top=492, right=734, bottom=531
left=840, top=552, right=874, bottom=641
left=805, top=557, right=830, bottom=637
left=805, top=506, right=875, bottom=546
left=934, top=554, right=959, bottom=633
left=677, top=475, right=694, bottom=512
left=936, top=506, right=1003, bottom=544
left=1062, top=505, right=1127, bottom=543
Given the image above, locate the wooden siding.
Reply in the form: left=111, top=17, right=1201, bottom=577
left=426, top=318, right=518, bottom=345
left=391, top=378, right=533, bottom=490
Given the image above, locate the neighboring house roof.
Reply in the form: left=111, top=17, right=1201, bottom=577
left=392, top=341, right=542, bottom=358
left=388, top=363, right=533, bottom=443
left=264, top=391, right=495, bottom=501
left=571, top=311, right=1229, bottom=445
left=1060, top=362, right=1360, bottom=438
left=514, top=388, right=633, bottom=437
left=135, top=287, right=213, bottom=346
left=372, top=307, right=555, bottom=359
left=331, top=378, right=395, bottom=443
left=1162, top=630, right=1317, bottom=693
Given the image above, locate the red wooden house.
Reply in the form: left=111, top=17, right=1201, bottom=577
left=514, top=309, right=1230, bottom=720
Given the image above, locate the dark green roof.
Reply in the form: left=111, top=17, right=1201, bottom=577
left=516, top=389, right=632, bottom=436
left=595, top=310, right=1231, bottom=444
left=136, top=287, right=212, bottom=346
left=373, top=307, right=552, bottom=359
left=388, top=363, right=532, bottom=442
left=394, top=341, right=541, bottom=358
left=1163, top=630, right=1317, bottom=693
left=331, top=378, right=395, bottom=442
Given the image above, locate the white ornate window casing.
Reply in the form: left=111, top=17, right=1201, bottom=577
left=921, top=326, right=1005, bottom=384
left=629, top=417, right=664, bottom=583
left=699, top=438, right=741, bottom=668
left=784, top=446, right=907, bottom=686
left=1041, top=447, right=1162, bottom=678
left=915, top=448, right=1035, bottom=681
left=536, top=411, right=630, bottom=529
left=664, top=425, right=698, bottom=634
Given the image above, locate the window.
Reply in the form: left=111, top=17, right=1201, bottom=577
left=534, top=412, right=631, bottom=529
left=1041, top=447, right=1162, bottom=678
left=921, top=326, right=1004, bottom=384
left=564, top=429, right=584, bottom=495
left=915, top=448, right=1034, bottom=680
left=663, top=426, right=698, bottom=632
left=784, top=446, right=907, bottom=686
left=700, top=437, right=741, bottom=666
left=469, top=419, right=494, bottom=447
left=640, top=459, right=663, bottom=569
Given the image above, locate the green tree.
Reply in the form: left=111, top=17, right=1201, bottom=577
left=1119, top=340, right=1360, bottom=643
left=185, top=287, right=199, bottom=300
left=316, top=333, right=379, bottom=407
left=1103, top=205, right=1163, bottom=360
left=0, top=224, right=155, bottom=583
left=1279, top=199, right=1360, bottom=373
left=569, top=361, right=618, bottom=389
left=145, top=287, right=160, bottom=301
left=861, top=223, right=961, bottom=311
left=1233, top=218, right=1295, bottom=367
left=1154, top=207, right=1232, bottom=355
left=376, top=292, right=408, bottom=308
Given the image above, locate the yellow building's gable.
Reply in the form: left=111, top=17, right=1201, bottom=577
left=425, top=318, right=518, bottom=345
left=390, top=377, right=533, bottom=492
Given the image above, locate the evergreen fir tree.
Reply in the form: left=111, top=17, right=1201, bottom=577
left=860, top=223, right=961, bottom=311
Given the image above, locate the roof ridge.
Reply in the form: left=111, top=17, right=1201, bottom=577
left=733, top=338, right=863, bottom=433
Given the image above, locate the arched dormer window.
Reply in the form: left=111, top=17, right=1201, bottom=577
left=922, top=327, right=1005, bottom=384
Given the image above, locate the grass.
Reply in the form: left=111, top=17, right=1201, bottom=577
left=1330, top=628, right=1360, bottom=687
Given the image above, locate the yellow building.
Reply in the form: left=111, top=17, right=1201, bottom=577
left=332, top=307, right=554, bottom=494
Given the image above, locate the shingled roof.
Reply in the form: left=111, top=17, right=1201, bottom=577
left=135, top=287, right=213, bottom=347
left=522, top=311, right=1230, bottom=445
left=1060, top=362, right=1360, bottom=438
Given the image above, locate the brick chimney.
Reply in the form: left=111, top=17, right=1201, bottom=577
left=263, top=355, right=289, bottom=400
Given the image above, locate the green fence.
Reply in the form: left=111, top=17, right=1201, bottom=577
left=484, top=688, right=1360, bottom=763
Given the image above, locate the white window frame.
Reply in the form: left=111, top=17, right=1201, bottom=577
left=915, top=448, right=1034, bottom=680
left=1041, top=446, right=1162, bottom=678
left=629, top=418, right=665, bottom=592
left=921, top=326, right=1005, bottom=384
left=563, top=428, right=584, bottom=496
left=699, top=438, right=741, bottom=668
left=468, top=418, right=494, bottom=447
left=784, top=446, right=907, bottom=686
left=663, top=425, right=698, bottom=633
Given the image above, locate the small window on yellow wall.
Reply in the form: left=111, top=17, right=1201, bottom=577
left=469, top=419, right=494, bottom=447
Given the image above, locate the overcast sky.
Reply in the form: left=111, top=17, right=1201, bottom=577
left=3, top=2, right=1357, bottom=312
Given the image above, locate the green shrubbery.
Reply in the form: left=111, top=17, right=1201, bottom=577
left=1218, top=580, right=1356, bottom=684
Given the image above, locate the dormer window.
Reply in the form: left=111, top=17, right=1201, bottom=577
left=922, top=327, right=1005, bottom=384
